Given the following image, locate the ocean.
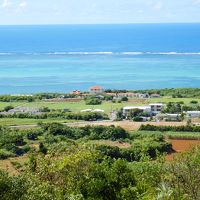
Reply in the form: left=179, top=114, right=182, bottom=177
left=1, top=23, right=200, bottom=94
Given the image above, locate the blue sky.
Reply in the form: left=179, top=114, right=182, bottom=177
left=0, top=0, right=200, bottom=25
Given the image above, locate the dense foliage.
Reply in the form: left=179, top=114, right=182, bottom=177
left=0, top=111, right=108, bottom=121
left=140, top=124, right=200, bottom=132
left=1, top=143, right=200, bottom=199
left=134, top=88, right=200, bottom=98
left=0, top=122, right=200, bottom=199
left=0, top=124, right=132, bottom=159
left=85, top=96, right=102, bottom=105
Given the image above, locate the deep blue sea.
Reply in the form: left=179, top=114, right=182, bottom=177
left=1, top=23, right=200, bottom=94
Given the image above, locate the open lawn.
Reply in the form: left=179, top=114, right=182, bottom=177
left=147, top=97, right=200, bottom=104
left=0, top=118, right=77, bottom=126
left=131, top=130, right=200, bottom=140
left=0, top=100, right=136, bottom=114
left=0, top=97, right=199, bottom=126
left=0, top=97, right=199, bottom=114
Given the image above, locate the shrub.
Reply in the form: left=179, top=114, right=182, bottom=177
left=190, top=100, right=198, bottom=104
left=3, top=105, right=14, bottom=112
left=0, top=149, right=15, bottom=159
left=85, top=97, right=102, bottom=105
left=139, top=124, right=200, bottom=132
left=121, top=97, right=128, bottom=101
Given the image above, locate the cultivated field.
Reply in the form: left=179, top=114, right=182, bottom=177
left=69, top=121, right=187, bottom=131
left=166, top=139, right=200, bottom=160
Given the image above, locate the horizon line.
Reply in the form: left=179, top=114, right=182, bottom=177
left=0, top=22, right=200, bottom=26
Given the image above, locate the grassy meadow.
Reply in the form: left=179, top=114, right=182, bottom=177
left=0, top=97, right=199, bottom=113
left=0, top=96, right=199, bottom=126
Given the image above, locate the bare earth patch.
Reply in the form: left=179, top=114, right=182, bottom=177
left=68, top=121, right=187, bottom=131
left=166, top=139, right=200, bottom=161
left=0, top=155, right=28, bottom=176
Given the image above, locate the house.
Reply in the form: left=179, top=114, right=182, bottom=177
left=81, top=109, right=93, bottom=112
left=92, top=109, right=104, bottom=113
left=150, top=93, right=161, bottom=98
left=1, top=106, right=41, bottom=115
left=123, top=103, right=165, bottom=118
left=80, top=109, right=105, bottom=113
left=185, top=111, right=200, bottom=118
left=89, top=86, right=104, bottom=94
left=149, top=103, right=165, bottom=115
left=116, top=92, right=138, bottom=98
left=123, top=106, right=151, bottom=117
left=71, top=90, right=81, bottom=95
left=137, top=93, right=150, bottom=99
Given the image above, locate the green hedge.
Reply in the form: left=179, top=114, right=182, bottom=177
left=139, top=124, right=200, bottom=132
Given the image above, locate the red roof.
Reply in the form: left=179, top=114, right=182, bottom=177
left=90, top=86, right=103, bottom=90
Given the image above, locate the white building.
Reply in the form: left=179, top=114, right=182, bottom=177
left=123, top=103, right=165, bottom=117
left=92, top=109, right=104, bottom=113
left=149, top=103, right=165, bottom=115
left=81, top=109, right=105, bottom=113
left=185, top=111, right=200, bottom=118
left=123, top=106, right=151, bottom=117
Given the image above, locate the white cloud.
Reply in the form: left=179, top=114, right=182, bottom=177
left=19, top=1, right=27, bottom=8
left=153, top=1, right=163, bottom=10
left=2, top=0, right=12, bottom=8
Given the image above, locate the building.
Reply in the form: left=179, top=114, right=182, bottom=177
left=71, top=90, right=81, bottom=95
left=92, top=109, right=104, bottom=113
left=81, top=109, right=93, bottom=112
left=185, top=111, right=200, bottom=118
left=116, top=92, right=138, bottom=98
left=137, top=93, right=150, bottom=99
left=1, top=106, right=41, bottom=115
left=123, top=106, right=151, bottom=117
left=149, top=103, right=165, bottom=115
left=123, top=103, right=164, bottom=118
left=81, top=109, right=104, bottom=113
left=89, top=86, right=104, bottom=94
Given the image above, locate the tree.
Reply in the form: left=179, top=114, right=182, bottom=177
left=85, top=97, right=102, bottom=105
left=121, top=97, right=128, bottom=102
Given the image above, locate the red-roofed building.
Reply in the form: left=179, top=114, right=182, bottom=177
left=71, top=90, right=81, bottom=95
left=89, top=86, right=104, bottom=94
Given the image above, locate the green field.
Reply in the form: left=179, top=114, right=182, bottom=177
left=132, top=130, right=200, bottom=140
left=0, top=118, right=77, bottom=126
left=0, top=97, right=199, bottom=126
left=147, top=97, right=200, bottom=104
left=0, top=100, right=136, bottom=114
left=0, top=97, right=199, bottom=113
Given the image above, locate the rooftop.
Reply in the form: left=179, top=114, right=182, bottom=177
left=123, top=106, right=151, bottom=110
left=90, top=86, right=103, bottom=90
left=149, top=103, right=164, bottom=106
left=186, top=111, right=200, bottom=114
